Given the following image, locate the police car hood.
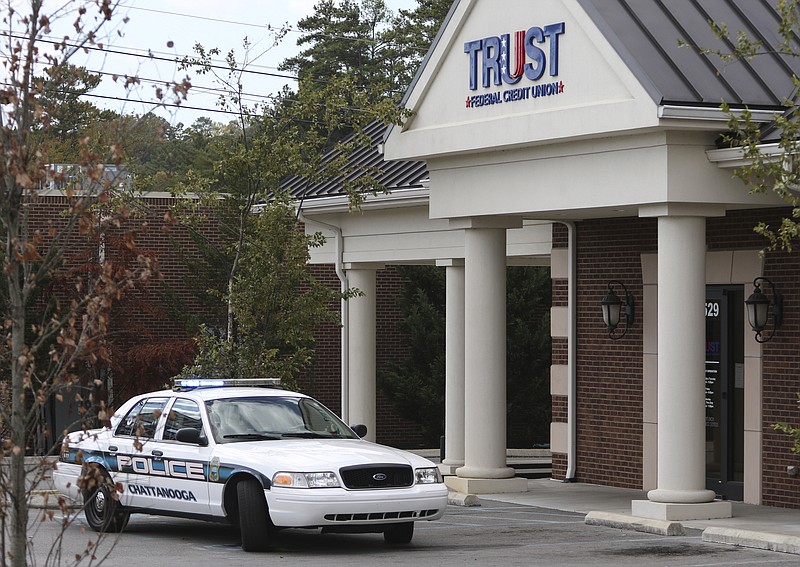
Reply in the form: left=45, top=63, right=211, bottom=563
left=218, top=439, right=433, bottom=470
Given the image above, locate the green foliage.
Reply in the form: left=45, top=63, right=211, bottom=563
left=506, top=266, right=552, bottom=447
left=385, top=0, right=454, bottom=89
left=695, top=1, right=800, bottom=453
left=178, top=198, right=339, bottom=388
left=378, top=266, right=446, bottom=446
left=280, top=0, right=452, bottom=103
left=682, top=1, right=800, bottom=251
left=280, top=0, right=397, bottom=98
left=379, top=266, right=552, bottom=448
left=773, top=392, right=800, bottom=454
left=172, top=35, right=410, bottom=390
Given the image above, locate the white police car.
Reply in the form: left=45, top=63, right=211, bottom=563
left=54, top=379, right=448, bottom=552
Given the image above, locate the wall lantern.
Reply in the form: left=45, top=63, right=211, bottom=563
left=601, top=280, right=635, bottom=340
left=745, top=277, right=783, bottom=343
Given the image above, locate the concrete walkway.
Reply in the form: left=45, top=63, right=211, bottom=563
left=470, top=478, right=800, bottom=555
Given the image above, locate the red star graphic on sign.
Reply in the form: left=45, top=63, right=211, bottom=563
left=465, top=96, right=471, bottom=108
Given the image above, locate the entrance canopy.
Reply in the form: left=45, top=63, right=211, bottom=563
left=384, top=0, right=795, bottom=220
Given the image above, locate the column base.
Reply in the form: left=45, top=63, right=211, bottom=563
left=456, top=465, right=515, bottom=479
left=445, top=476, right=529, bottom=495
left=631, top=499, right=732, bottom=521
left=438, top=462, right=462, bottom=476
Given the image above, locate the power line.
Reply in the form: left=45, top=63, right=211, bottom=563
left=121, top=4, right=418, bottom=47
left=83, top=90, right=237, bottom=116
left=123, top=5, right=289, bottom=32
left=85, top=68, right=277, bottom=105
left=5, top=30, right=407, bottom=97
left=10, top=80, right=388, bottom=123
left=3, top=31, right=302, bottom=83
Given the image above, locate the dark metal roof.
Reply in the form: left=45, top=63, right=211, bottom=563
left=281, top=121, right=428, bottom=201
left=579, top=0, right=800, bottom=109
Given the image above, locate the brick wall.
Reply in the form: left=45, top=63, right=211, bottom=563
left=25, top=196, right=213, bottom=399
left=553, top=218, right=655, bottom=488
left=24, top=196, right=423, bottom=447
left=552, top=209, right=800, bottom=507
left=709, top=209, right=800, bottom=508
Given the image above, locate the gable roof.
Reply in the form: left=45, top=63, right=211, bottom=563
left=282, top=121, right=428, bottom=201
left=578, top=0, right=800, bottom=109
left=292, top=1, right=800, bottom=201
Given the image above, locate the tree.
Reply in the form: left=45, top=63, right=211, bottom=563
left=179, top=196, right=339, bottom=387
left=695, top=2, right=800, bottom=454
left=385, top=0, right=453, bottom=91
left=379, top=266, right=552, bottom=448
left=505, top=266, right=552, bottom=447
left=691, top=1, right=800, bottom=251
left=0, top=3, right=188, bottom=566
left=684, top=0, right=800, bottom=453
left=175, top=35, right=406, bottom=386
left=378, top=266, right=446, bottom=446
left=280, top=0, right=399, bottom=98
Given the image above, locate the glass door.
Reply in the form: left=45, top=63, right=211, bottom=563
left=705, top=286, right=745, bottom=500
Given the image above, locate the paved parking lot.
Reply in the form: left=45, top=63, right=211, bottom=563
left=28, top=499, right=800, bottom=566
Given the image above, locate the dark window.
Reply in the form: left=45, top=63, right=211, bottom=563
left=115, top=398, right=168, bottom=439
left=163, top=399, right=203, bottom=441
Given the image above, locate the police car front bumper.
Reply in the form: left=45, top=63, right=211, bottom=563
left=266, top=483, right=448, bottom=528
left=53, top=462, right=83, bottom=502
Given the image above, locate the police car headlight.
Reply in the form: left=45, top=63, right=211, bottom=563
left=415, top=467, right=442, bottom=484
left=272, top=471, right=340, bottom=488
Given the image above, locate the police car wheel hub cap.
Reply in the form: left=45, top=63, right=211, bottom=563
left=93, top=490, right=106, bottom=513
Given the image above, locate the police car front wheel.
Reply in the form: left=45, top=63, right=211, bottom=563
left=81, top=465, right=129, bottom=533
left=237, top=477, right=273, bottom=552
left=383, top=521, right=414, bottom=544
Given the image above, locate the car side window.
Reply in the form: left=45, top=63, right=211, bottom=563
left=163, top=398, right=203, bottom=441
left=115, top=397, right=168, bottom=439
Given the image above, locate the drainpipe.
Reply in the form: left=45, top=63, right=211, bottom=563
left=560, top=221, right=577, bottom=482
left=297, top=212, right=350, bottom=422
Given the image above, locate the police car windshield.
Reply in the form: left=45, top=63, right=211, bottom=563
left=205, top=396, right=359, bottom=443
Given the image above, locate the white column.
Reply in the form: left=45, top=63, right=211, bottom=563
left=440, top=260, right=465, bottom=474
left=632, top=214, right=730, bottom=521
left=457, top=227, right=515, bottom=480
left=346, top=264, right=381, bottom=442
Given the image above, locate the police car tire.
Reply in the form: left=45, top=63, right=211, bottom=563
left=82, top=466, right=129, bottom=533
left=383, top=521, right=414, bottom=544
left=237, top=477, right=272, bottom=552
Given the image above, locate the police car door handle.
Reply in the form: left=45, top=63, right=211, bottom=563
left=108, top=445, right=118, bottom=453
left=152, top=450, right=164, bottom=457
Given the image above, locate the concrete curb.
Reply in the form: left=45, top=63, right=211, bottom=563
left=448, top=491, right=481, bottom=507
left=585, top=511, right=685, bottom=536
left=28, top=491, right=79, bottom=510
left=702, top=527, right=800, bottom=555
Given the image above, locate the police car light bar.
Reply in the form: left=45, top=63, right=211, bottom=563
left=173, top=378, right=282, bottom=391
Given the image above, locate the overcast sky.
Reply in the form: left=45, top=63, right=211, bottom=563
left=60, top=0, right=418, bottom=126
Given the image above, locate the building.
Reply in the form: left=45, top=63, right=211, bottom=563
left=299, top=0, right=800, bottom=519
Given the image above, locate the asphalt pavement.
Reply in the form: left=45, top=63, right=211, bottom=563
left=24, top=496, right=800, bottom=566
left=24, top=454, right=800, bottom=560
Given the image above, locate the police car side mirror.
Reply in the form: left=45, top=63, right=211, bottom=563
left=351, top=424, right=367, bottom=438
left=176, top=427, right=208, bottom=446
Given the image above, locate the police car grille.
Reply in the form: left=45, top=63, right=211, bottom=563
left=339, top=465, right=413, bottom=489
left=324, top=509, right=439, bottom=522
